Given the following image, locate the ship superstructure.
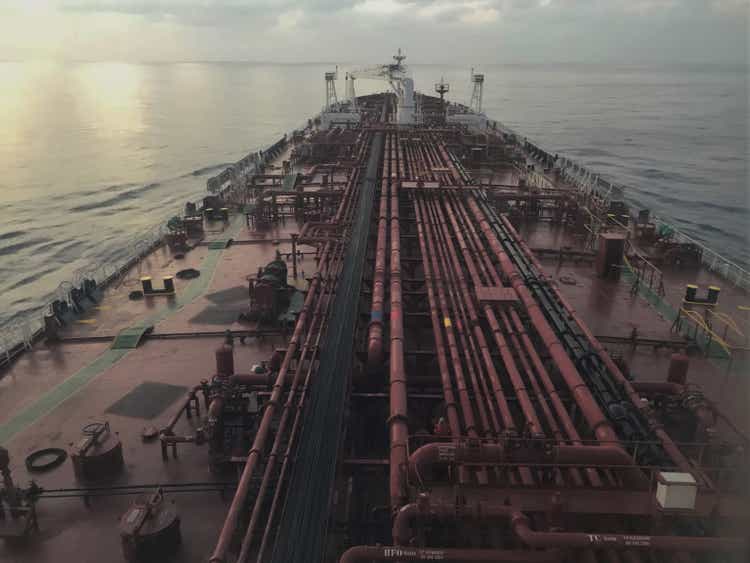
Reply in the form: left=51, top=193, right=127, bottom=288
left=1, top=54, right=748, bottom=563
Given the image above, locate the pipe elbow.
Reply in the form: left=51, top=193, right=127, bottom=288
left=408, top=442, right=450, bottom=482
left=339, top=546, right=370, bottom=563
left=392, top=501, right=424, bottom=546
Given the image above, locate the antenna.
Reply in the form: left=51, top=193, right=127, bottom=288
left=470, top=68, right=484, bottom=114
left=325, top=69, right=338, bottom=110
left=393, top=48, right=406, bottom=68
left=434, top=76, right=450, bottom=101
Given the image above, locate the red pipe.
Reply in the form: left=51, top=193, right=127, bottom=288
left=423, top=196, right=494, bottom=436
left=228, top=373, right=273, bottom=386
left=236, top=240, right=341, bottom=563
left=415, top=197, right=481, bottom=439
left=412, top=195, right=462, bottom=438
left=393, top=499, right=747, bottom=553
left=447, top=195, right=601, bottom=487
left=339, top=546, right=559, bottom=563
left=209, top=133, right=368, bottom=563
left=466, top=195, right=621, bottom=446
left=425, top=194, right=511, bottom=436
left=409, top=441, right=647, bottom=488
left=498, top=214, right=705, bottom=479
left=388, top=132, right=410, bottom=509
left=366, top=147, right=389, bottom=370
left=511, top=516, right=746, bottom=552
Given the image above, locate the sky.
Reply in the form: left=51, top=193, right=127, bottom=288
left=0, top=0, right=747, bottom=64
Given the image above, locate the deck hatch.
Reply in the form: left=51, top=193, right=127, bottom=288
left=106, top=381, right=188, bottom=419
left=207, top=239, right=232, bottom=249
left=111, top=325, right=154, bottom=349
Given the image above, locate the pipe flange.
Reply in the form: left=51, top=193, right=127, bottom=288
left=25, top=448, right=68, bottom=473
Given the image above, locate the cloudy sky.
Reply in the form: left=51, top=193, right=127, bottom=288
left=0, top=0, right=747, bottom=64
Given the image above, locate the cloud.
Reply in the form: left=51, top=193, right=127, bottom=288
left=354, top=0, right=413, bottom=15
left=0, top=0, right=746, bottom=63
left=276, top=8, right=304, bottom=30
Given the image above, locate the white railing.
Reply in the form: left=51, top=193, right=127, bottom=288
left=2, top=118, right=322, bottom=362
left=485, top=117, right=748, bottom=293
left=649, top=215, right=750, bottom=291
left=1, top=221, right=168, bottom=362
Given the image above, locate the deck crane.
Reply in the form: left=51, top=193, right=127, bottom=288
left=345, top=49, right=416, bottom=124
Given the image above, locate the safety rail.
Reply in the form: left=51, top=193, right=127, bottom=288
left=603, top=213, right=667, bottom=298
left=2, top=119, right=322, bottom=365
left=672, top=307, right=734, bottom=360
left=651, top=214, right=750, bottom=292
left=1, top=221, right=168, bottom=366
left=706, top=308, right=747, bottom=345
left=207, top=115, right=320, bottom=195
left=489, top=117, right=750, bottom=292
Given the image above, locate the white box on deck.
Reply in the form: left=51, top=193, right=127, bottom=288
left=655, top=471, right=697, bottom=510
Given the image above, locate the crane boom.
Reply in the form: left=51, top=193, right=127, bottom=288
left=345, top=49, right=415, bottom=124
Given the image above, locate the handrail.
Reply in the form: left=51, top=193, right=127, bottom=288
left=673, top=307, right=733, bottom=358
left=490, top=117, right=750, bottom=291
left=1, top=220, right=168, bottom=363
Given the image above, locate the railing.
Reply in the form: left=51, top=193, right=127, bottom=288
left=672, top=306, right=733, bottom=359
left=651, top=214, right=750, bottom=292
left=207, top=115, right=320, bottom=195
left=1, top=221, right=168, bottom=365
left=2, top=119, right=322, bottom=364
left=486, top=117, right=750, bottom=293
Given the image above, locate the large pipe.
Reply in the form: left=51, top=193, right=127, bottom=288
left=228, top=373, right=273, bottom=386
left=388, top=132, right=410, bottom=508
left=412, top=194, right=462, bottom=439
left=408, top=441, right=647, bottom=488
left=466, top=195, right=622, bottom=446
left=497, top=214, right=700, bottom=478
left=209, top=133, right=369, bottom=563
left=416, top=196, right=481, bottom=438
left=237, top=239, right=343, bottom=563
left=432, top=196, right=517, bottom=433
left=393, top=499, right=747, bottom=553
left=366, top=146, right=389, bottom=370
left=447, top=194, right=601, bottom=486
left=423, top=195, right=494, bottom=436
left=339, top=546, right=559, bottom=563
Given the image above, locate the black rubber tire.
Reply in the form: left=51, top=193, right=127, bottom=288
left=25, top=448, right=68, bottom=473
left=176, top=268, right=200, bottom=280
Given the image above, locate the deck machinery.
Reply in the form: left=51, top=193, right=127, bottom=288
left=1, top=58, right=748, bottom=563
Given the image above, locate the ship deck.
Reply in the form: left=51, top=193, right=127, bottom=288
left=0, top=211, right=318, bottom=562
left=1, top=100, right=748, bottom=563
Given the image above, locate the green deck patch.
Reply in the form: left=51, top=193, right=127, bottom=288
left=106, top=381, right=188, bottom=419
left=0, top=349, right=130, bottom=444
left=0, top=216, right=246, bottom=445
left=207, top=239, right=232, bottom=250
left=111, top=325, right=154, bottom=349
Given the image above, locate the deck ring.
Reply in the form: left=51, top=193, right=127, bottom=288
left=25, top=448, right=68, bottom=473
left=558, top=275, right=577, bottom=285
left=176, top=268, right=200, bottom=280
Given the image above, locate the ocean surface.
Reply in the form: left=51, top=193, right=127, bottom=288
left=0, top=61, right=747, bottom=331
